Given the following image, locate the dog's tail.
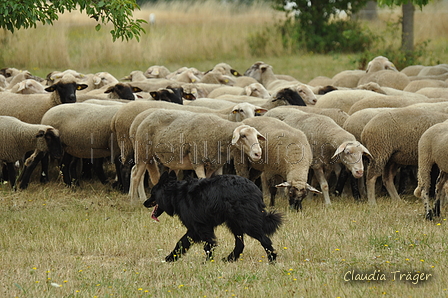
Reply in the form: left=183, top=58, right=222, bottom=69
left=263, top=211, right=283, bottom=236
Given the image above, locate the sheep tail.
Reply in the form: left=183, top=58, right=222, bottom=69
left=263, top=211, right=283, bottom=236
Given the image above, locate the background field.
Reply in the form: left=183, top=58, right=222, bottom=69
left=1, top=1, right=448, bottom=297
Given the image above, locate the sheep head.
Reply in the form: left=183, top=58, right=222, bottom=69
left=276, top=181, right=321, bottom=210
left=231, top=125, right=265, bottom=162
left=230, top=103, right=268, bottom=122
left=45, top=74, right=88, bottom=104
left=331, top=141, right=372, bottom=178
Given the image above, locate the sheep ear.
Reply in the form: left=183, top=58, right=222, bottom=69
left=104, top=86, right=115, bottom=94
left=254, top=108, right=268, bottom=114
left=183, top=93, right=196, bottom=101
left=150, top=91, right=159, bottom=100
left=77, top=84, right=88, bottom=91
left=231, top=69, right=241, bottom=76
left=45, top=85, right=56, bottom=92
left=35, top=130, right=45, bottom=138
left=331, top=143, right=350, bottom=159
left=132, top=87, right=143, bottom=93
left=275, top=181, right=291, bottom=188
left=257, top=132, right=266, bottom=141
left=231, top=125, right=246, bottom=145
left=307, top=183, right=322, bottom=194
left=361, top=144, right=373, bottom=159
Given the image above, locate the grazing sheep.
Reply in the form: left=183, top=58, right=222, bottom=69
left=347, top=92, right=444, bottom=115
left=314, top=89, right=382, bottom=113
left=207, top=62, right=241, bottom=77
left=149, top=87, right=188, bottom=104
left=414, top=120, right=448, bottom=220
left=40, top=102, right=123, bottom=187
left=111, top=100, right=265, bottom=192
left=233, top=116, right=320, bottom=210
left=265, top=107, right=371, bottom=205
left=77, top=82, right=143, bottom=101
left=217, top=86, right=308, bottom=109
left=331, top=70, right=366, bottom=88
left=207, top=83, right=270, bottom=99
left=416, top=87, right=448, bottom=99
left=403, top=79, right=448, bottom=93
left=76, top=72, right=119, bottom=93
left=290, top=106, right=349, bottom=128
left=0, top=74, right=88, bottom=124
left=129, top=109, right=265, bottom=201
left=400, top=65, right=425, bottom=77
left=0, top=116, right=62, bottom=189
left=8, top=79, right=47, bottom=94
left=197, top=70, right=235, bottom=85
left=361, top=107, right=448, bottom=205
left=243, top=62, right=317, bottom=104
left=144, top=65, right=171, bottom=79
left=307, top=75, right=334, bottom=87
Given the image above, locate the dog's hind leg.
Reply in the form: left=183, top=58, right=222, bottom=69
left=247, top=231, right=277, bottom=262
left=225, top=234, right=245, bottom=262
left=165, top=232, right=194, bottom=262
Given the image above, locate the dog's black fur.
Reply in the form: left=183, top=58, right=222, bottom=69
left=144, top=171, right=283, bottom=262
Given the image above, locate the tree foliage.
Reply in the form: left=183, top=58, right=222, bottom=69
left=377, top=0, right=429, bottom=9
left=0, top=0, right=146, bottom=41
left=271, top=0, right=372, bottom=53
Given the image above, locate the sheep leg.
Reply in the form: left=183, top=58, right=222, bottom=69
left=382, top=162, right=401, bottom=201
left=433, top=172, right=448, bottom=218
left=313, top=167, right=331, bottom=205
left=19, top=151, right=46, bottom=189
left=333, top=168, right=349, bottom=196
left=129, top=163, right=147, bottom=201
left=194, top=164, right=206, bottom=179
left=147, top=160, right=160, bottom=185
left=5, top=162, right=16, bottom=189
left=366, top=174, right=379, bottom=205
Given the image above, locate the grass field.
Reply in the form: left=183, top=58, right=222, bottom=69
left=1, top=1, right=448, bottom=297
left=1, top=179, right=447, bottom=298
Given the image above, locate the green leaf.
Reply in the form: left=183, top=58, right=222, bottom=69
left=95, top=23, right=101, bottom=31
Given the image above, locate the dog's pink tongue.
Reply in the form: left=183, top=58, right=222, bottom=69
left=151, top=205, right=160, bottom=222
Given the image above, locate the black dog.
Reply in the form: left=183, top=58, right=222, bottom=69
left=144, top=171, right=283, bottom=262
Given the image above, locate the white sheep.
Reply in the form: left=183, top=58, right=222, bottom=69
left=40, top=102, right=123, bottom=186
left=331, top=70, right=366, bottom=88
left=129, top=109, right=265, bottom=201
left=0, top=74, right=88, bottom=124
left=0, top=116, right=62, bottom=189
left=144, top=65, right=171, bottom=79
left=265, top=107, right=371, bottom=205
left=416, top=87, right=448, bottom=99
left=403, top=79, right=448, bottom=93
left=360, top=107, right=448, bottom=205
left=290, top=106, right=349, bottom=128
left=357, top=56, right=410, bottom=89
left=207, top=83, right=270, bottom=99
left=414, top=120, right=448, bottom=220
left=314, top=89, right=383, bottom=113
left=233, top=116, right=320, bottom=210
left=7, top=79, right=47, bottom=94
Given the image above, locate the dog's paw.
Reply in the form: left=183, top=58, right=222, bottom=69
left=165, top=254, right=178, bottom=262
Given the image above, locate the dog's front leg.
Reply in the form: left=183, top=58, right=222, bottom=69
left=165, top=232, right=194, bottom=262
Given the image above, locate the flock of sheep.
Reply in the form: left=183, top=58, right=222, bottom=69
left=1, top=56, right=448, bottom=220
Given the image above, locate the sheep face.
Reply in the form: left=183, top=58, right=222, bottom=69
left=331, top=141, right=372, bottom=178
left=150, top=87, right=184, bottom=104
left=36, top=127, right=63, bottom=159
left=230, top=103, right=268, bottom=122
left=276, top=181, right=321, bottom=210
left=45, top=80, right=88, bottom=103
left=231, top=125, right=265, bottom=162
left=104, top=83, right=142, bottom=100
left=272, top=87, right=306, bottom=106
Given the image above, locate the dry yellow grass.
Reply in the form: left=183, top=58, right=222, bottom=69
left=1, top=178, right=447, bottom=297
left=0, top=0, right=447, bottom=82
